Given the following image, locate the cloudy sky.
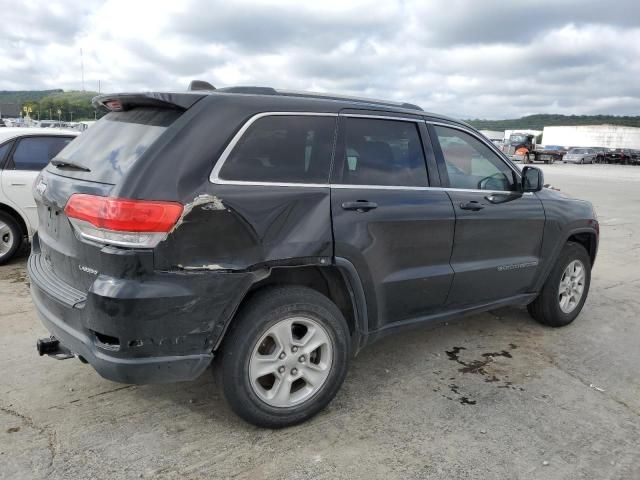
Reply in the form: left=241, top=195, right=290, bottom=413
left=1, top=0, right=639, bottom=119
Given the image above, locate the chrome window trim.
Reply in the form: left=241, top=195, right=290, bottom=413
left=208, top=111, right=527, bottom=195
left=332, top=184, right=527, bottom=195
left=209, top=112, right=338, bottom=185
left=426, top=120, right=523, bottom=181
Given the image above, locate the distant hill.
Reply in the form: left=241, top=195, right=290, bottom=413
left=1, top=89, right=103, bottom=121
left=0, top=89, right=63, bottom=104
left=466, top=114, right=640, bottom=131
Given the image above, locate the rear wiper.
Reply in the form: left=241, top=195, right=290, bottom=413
left=50, top=160, right=91, bottom=172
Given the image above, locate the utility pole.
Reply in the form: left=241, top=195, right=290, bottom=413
left=81, top=48, right=85, bottom=91
left=70, top=111, right=73, bottom=122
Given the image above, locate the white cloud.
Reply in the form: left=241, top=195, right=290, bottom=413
left=0, top=0, right=639, bottom=118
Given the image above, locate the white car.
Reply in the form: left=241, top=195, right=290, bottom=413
left=563, top=147, right=598, bottom=164
left=0, top=128, right=79, bottom=264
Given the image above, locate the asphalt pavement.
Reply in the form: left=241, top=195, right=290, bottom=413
left=1, top=163, right=638, bottom=479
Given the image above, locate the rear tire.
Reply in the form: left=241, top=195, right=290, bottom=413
left=218, top=286, right=350, bottom=428
left=528, top=242, right=591, bottom=327
left=0, top=212, right=22, bottom=266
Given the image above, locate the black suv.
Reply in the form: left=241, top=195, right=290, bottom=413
left=29, top=85, right=599, bottom=427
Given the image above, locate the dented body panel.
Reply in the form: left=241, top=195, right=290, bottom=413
left=155, top=184, right=332, bottom=271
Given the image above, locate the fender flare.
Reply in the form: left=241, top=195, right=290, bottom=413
left=533, top=227, right=598, bottom=292
left=335, top=257, right=369, bottom=353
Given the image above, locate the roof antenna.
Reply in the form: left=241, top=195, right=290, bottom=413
left=188, top=80, right=216, bottom=91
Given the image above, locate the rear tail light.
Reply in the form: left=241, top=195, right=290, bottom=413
left=64, top=194, right=183, bottom=248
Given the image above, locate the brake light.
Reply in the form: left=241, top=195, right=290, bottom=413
left=104, top=100, right=123, bottom=111
left=64, top=194, right=183, bottom=248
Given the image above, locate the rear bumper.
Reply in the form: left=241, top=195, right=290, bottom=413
left=31, top=286, right=212, bottom=383
left=28, top=251, right=255, bottom=384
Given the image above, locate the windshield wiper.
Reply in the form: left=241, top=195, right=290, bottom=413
left=50, top=160, right=91, bottom=172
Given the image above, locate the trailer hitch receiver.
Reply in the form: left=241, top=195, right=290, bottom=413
left=36, top=336, right=74, bottom=360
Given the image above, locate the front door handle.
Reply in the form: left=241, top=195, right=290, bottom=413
left=341, top=201, right=378, bottom=212
left=459, top=201, right=484, bottom=211
left=11, top=183, right=27, bottom=186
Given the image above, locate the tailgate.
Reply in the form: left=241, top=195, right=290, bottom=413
left=33, top=103, right=189, bottom=294
left=33, top=171, right=115, bottom=294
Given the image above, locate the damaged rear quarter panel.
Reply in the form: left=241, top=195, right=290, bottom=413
left=154, top=184, right=333, bottom=271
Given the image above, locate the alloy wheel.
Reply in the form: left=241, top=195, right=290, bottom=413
left=0, top=221, right=14, bottom=257
left=558, top=260, right=586, bottom=314
left=249, top=316, right=333, bottom=408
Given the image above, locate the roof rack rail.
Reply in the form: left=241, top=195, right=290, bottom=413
left=188, top=80, right=216, bottom=91
left=217, top=86, right=278, bottom=95
left=275, top=89, right=424, bottom=111
left=205, top=83, right=423, bottom=111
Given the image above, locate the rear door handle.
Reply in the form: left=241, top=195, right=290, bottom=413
left=341, top=201, right=378, bottom=212
left=11, top=183, right=26, bottom=186
left=459, top=201, right=484, bottom=211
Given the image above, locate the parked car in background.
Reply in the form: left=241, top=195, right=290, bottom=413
left=627, top=150, right=640, bottom=165
left=532, top=145, right=567, bottom=164
left=0, top=128, right=79, bottom=264
left=563, top=147, right=598, bottom=164
left=604, top=148, right=633, bottom=164
left=30, top=84, right=599, bottom=428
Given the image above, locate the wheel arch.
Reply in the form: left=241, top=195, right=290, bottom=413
left=533, top=227, right=598, bottom=292
left=0, top=202, right=29, bottom=239
left=567, top=230, right=598, bottom=266
left=214, top=259, right=369, bottom=355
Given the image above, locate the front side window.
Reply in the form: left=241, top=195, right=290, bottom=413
left=12, top=136, right=73, bottom=171
left=336, top=117, right=428, bottom=187
left=219, top=115, right=336, bottom=184
left=434, top=126, right=517, bottom=191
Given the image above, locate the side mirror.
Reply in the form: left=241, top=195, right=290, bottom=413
left=522, top=166, right=544, bottom=192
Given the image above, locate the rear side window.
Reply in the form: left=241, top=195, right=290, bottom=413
left=0, top=141, right=12, bottom=167
left=335, top=117, right=428, bottom=187
left=219, top=115, right=336, bottom=184
left=50, top=107, right=181, bottom=183
left=11, top=136, right=73, bottom=171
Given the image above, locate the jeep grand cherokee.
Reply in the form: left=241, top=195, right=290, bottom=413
left=29, top=84, right=599, bottom=427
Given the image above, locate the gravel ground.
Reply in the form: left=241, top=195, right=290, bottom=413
left=1, top=163, right=639, bottom=480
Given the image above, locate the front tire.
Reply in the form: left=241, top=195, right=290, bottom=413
left=528, top=242, right=591, bottom=327
left=0, top=212, right=22, bottom=266
left=218, top=286, right=350, bottom=428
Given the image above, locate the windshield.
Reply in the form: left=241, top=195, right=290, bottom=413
left=509, top=135, right=528, bottom=144
left=49, top=107, right=181, bottom=184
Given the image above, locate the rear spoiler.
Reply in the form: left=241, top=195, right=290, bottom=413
left=92, top=92, right=206, bottom=112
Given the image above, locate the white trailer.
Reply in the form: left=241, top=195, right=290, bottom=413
left=542, top=125, right=640, bottom=149
left=479, top=130, right=505, bottom=141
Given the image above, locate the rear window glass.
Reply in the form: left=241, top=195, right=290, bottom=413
left=49, top=107, right=181, bottom=183
left=219, top=115, right=336, bottom=184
